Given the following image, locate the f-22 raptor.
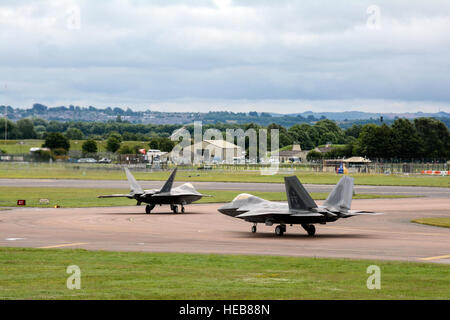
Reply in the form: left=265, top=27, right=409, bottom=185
left=218, top=175, right=381, bottom=236
left=99, top=167, right=205, bottom=214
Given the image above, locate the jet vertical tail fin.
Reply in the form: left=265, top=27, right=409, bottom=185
left=159, top=168, right=177, bottom=193
left=284, top=176, right=317, bottom=210
left=124, top=167, right=144, bottom=195
left=323, top=175, right=354, bottom=211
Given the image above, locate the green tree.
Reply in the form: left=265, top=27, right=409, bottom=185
left=278, top=132, right=293, bottom=148
left=306, top=150, right=323, bottom=161
left=267, top=123, right=292, bottom=148
left=354, top=124, right=393, bottom=159
left=34, top=125, right=47, bottom=139
left=322, top=132, right=337, bottom=145
left=16, top=119, right=37, bottom=139
left=65, top=127, right=84, bottom=140
left=82, top=139, right=98, bottom=154
left=32, top=118, right=48, bottom=127
left=122, top=132, right=137, bottom=141
left=314, top=119, right=345, bottom=145
left=324, top=144, right=354, bottom=159
left=414, top=118, right=450, bottom=159
left=148, top=137, right=175, bottom=152
left=159, top=138, right=175, bottom=152
left=0, top=119, right=19, bottom=139
left=288, top=124, right=321, bottom=147
left=46, top=120, right=66, bottom=133
left=288, top=124, right=314, bottom=150
left=345, top=124, right=363, bottom=139
left=108, top=132, right=123, bottom=143
left=391, top=119, right=423, bottom=159
left=106, top=135, right=122, bottom=153
left=148, top=139, right=160, bottom=150
left=42, top=133, right=70, bottom=151
left=118, top=145, right=133, bottom=154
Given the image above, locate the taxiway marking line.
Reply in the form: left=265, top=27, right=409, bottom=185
left=39, top=242, right=88, bottom=249
left=419, top=254, right=450, bottom=261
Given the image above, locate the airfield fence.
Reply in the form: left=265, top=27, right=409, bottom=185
left=0, top=155, right=448, bottom=176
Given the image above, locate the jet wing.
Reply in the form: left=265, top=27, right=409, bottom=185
left=236, top=210, right=289, bottom=218
left=142, top=189, right=158, bottom=195
left=290, top=212, right=328, bottom=217
left=98, top=194, right=134, bottom=199
left=236, top=209, right=322, bottom=219
left=152, top=192, right=183, bottom=197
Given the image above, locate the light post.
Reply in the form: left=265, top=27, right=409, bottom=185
left=3, top=84, right=7, bottom=145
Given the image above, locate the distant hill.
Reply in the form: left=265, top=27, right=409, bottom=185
left=278, top=111, right=450, bottom=121
left=1, top=104, right=449, bottom=128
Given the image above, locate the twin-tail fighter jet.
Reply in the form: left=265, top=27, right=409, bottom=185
left=218, top=175, right=381, bottom=236
left=99, top=167, right=205, bottom=214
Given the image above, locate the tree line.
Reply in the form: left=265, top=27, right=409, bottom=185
left=0, top=117, right=448, bottom=160
left=38, top=132, right=175, bottom=157
left=0, top=118, right=183, bottom=141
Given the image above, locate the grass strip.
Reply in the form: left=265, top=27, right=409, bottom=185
left=412, top=218, right=450, bottom=228
left=0, top=187, right=413, bottom=208
left=0, top=247, right=449, bottom=300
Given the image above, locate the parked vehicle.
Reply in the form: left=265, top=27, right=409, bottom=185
left=78, top=158, right=97, bottom=163
left=98, top=158, right=112, bottom=163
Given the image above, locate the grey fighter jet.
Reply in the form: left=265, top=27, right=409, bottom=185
left=99, top=167, right=205, bottom=214
left=218, top=175, right=381, bottom=236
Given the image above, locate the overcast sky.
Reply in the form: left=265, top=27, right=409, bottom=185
left=1, top=0, right=450, bottom=113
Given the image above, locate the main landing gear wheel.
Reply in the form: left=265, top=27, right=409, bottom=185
left=171, top=205, right=179, bottom=214
left=251, top=225, right=257, bottom=233
left=275, top=225, right=286, bottom=236
left=181, top=206, right=185, bottom=213
left=145, top=204, right=155, bottom=214
left=301, top=224, right=316, bottom=236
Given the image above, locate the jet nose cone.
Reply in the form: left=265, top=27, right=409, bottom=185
left=218, top=203, right=240, bottom=217
left=218, top=203, right=229, bottom=214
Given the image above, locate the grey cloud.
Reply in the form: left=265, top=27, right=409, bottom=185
left=0, top=0, right=449, bottom=112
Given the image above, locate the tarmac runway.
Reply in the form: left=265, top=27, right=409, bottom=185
left=1, top=198, right=449, bottom=263
left=1, top=178, right=449, bottom=198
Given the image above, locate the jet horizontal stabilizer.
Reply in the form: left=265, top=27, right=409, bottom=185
left=340, top=210, right=383, bottom=218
